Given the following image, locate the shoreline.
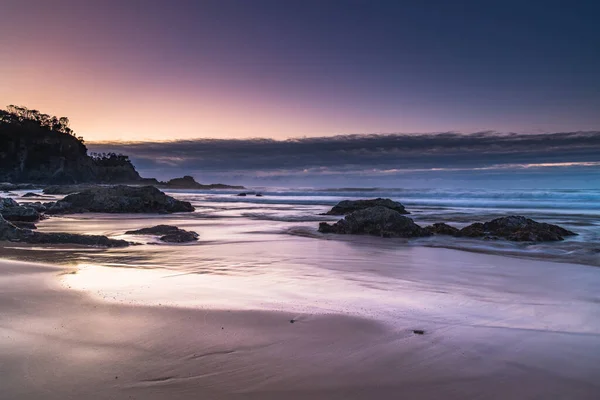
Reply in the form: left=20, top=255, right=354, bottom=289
left=2, top=253, right=600, bottom=399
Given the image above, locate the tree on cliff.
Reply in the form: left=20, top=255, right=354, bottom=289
left=1, top=105, right=75, bottom=137
left=0, top=105, right=142, bottom=183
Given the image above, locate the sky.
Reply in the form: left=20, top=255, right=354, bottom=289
left=1, top=0, right=599, bottom=187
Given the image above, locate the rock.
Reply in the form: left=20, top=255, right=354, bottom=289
left=46, top=186, right=195, bottom=214
left=160, top=231, right=199, bottom=243
left=318, top=206, right=431, bottom=238
left=424, top=222, right=459, bottom=236
left=325, top=198, right=409, bottom=215
left=457, top=216, right=576, bottom=242
left=125, top=224, right=199, bottom=243
left=43, top=184, right=100, bottom=195
left=0, top=197, right=19, bottom=210
left=256, top=193, right=263, bottom=197
left=125, top=225, right=182, bottom=235
left=0, top=183, right=39, bottom=192
left=457, top=222, right=486, bottom=238
left=413, top=329, right=425, bottom=335
left=25, top=202, right=47, bottom=212
left=237, top=193, right=247, bottom=196
left=22, top=192, right=45, bottom=198
left=11, top=221, right=37, bottom=230
left=161, top=175, right=244, bottom=190
left=0, top=214, right=128, bottom=247
left=0, top=206, right=40, bottom=222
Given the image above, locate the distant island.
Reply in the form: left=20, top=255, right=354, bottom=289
left=0, top=105, right=243, bottom=189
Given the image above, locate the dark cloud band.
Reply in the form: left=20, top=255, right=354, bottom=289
left=89, top=130, right=598, bottom=169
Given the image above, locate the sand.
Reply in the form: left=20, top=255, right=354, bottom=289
left=2, top=255, right=600, bottom=400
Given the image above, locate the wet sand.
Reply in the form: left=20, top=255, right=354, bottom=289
left=2, top=257, right=600, bottom=399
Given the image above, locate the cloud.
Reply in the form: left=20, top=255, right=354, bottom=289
left=88, top=131, right=600, bottom=187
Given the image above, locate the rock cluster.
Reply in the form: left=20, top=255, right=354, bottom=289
left=46, top=185, right=195, bottom=214
left=318, top=199, right=576, bottom=243
left=125, top=225, right=199, bottom=243
left=319, top=206, right=430, bottom=238
left=324, top=198, right=409, bottom=215
left=0, top=214, right=129, bottom=247
left=456, top=216, right=576, bottom=242
left=0, top=196, right=41, bottom=228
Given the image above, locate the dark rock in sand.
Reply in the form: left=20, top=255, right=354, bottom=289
left=46, top=186, right=195, bottom=214
left=325, top=198, right=409, bottom=215
left=11, top=221, right=37, bottom=230
left=0, top=214, right=128, bottom=247
left=22, top=192, right=45, bottom=198
left=318, top=206, right=430, bottom=238
left=256, top=193, right=263, bottom=197
left=0, top=206, right=40, bottom=222
left=458, top=216, right=576, bottom=242
left=424, top=222, right=459, bottom=236
left=25, top=202, right=47, bottom=212
left=125, top=224, right=199, bottom=243
left=237, top=193, right=247, bottom=196
left=0, top=197, right=19, bottom=209
left=160, top=231, right=199, bottom=243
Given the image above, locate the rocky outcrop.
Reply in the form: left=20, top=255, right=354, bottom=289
left=12, top=221, right=37, bottom=230
left=0, top=106, right=145, bottom=184
left=0, top=197, right=19, bottom=209
left=325, top=198, right=409, bottom=215
left=0, top=214, right=128, bottom=247
left=0, top=196, right=41, bottom=223
left=424, top=223, right=459, bottom=236
left=0, top=206, right=40, bottom=222
left=24, top=202, right=47, bottom=212
left=125, top=224, right=199, bottom=243
left=457, top=216, right=576, bottom=242
left=160, top=175, right=244, bottom=190
left=22, top=192, right=46, bottom=198
left=46, top=186, right=195, bottom=214
left=43, top=184, right=100, bottom=195
left=318, top=206, right=430, bottom=238
left=0, top=183, right=39, bottom=192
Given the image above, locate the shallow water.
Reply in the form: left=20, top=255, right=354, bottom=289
left=2, top=187, right=599, bottom=333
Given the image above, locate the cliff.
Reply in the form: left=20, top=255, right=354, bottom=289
left=0, top=106, right=142, bottom=184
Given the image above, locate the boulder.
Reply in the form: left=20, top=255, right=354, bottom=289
left=0, top=183, right=38, bottom=192
left=43, top=184, right=100, bottom=195
left=125, top=224, right=199, bottom=243
left=0, top=206, right=40, bottom=222
left=424, top=222, right=459, bottom=236
left=25, top=202, right=47, bottom=212
left=325, top=198, right=409, bottom=215
left=22, top=192, right=45, bottom=198
left=318, top=206, right=430, bottom=238
left=0, top=197, right=19, bottom=210
left=0, top=214, right=128, bottom=247
left=11, top=221, right=37, bottom=230
left=237, top=192, right=247, bottom=196
left=46, top=186, right=195, bottom=214
left=457, top=216, right=576, bottom=242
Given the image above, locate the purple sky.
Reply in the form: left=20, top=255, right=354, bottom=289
left=1, top=0, right=599, bottom=142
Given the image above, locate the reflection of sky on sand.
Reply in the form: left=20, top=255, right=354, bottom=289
left=62, top=240, right=600, bottom=337
left=6, top=189, right=600, bottom=336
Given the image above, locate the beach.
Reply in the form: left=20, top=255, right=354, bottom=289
left=1, top=188, right=600, bottom=399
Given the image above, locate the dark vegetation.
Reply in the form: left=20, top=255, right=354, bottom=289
left=0, top=105, right=141, bottom=184
left=0, top=105, right=243, bottom=188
